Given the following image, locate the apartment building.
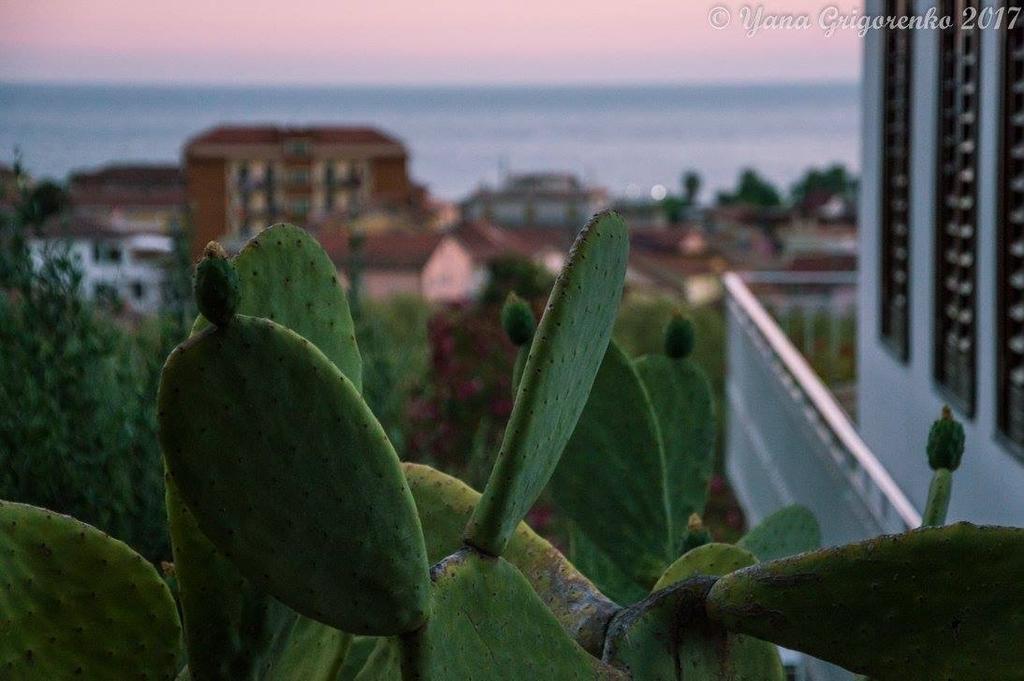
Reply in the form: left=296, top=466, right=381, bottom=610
left=184, top=125, right=420, bottom=258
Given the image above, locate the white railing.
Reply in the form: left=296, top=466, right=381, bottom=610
left=724, top=272, right=920, bottom=543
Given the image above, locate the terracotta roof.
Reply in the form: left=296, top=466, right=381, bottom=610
left=448, top=221, right=534, bottom=260
left=318, top=229, right=444, bottom=270
left=186, top=125, right=402, bottom=148
left=68, top=163, right=185, bottom=209
left=70, top=164, right=183, bottom=188
left=34, top=215, right=165, bottom=239
left=70, top=188, right=186, bottom=209
left=785, top=254, right=857, bottom=272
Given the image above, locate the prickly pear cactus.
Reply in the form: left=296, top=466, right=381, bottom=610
left=645, top=543, right=785, bottom=680
left=363, top=550, right=626, bottom=681
left=551, top=340, right=668, bottom=588
left=0, top=501, right=182, bottom=680
left=602, top=575, right=779, bottom=681
left=169, top=223, right=361, bottom=679
left=142, top=217, right=1024, bottom=681
left=707, top=523, right=1024, bottom=680
left=160, top=247, right=429, bottom=634
left=633, top=316, right=716, bottom=555
left=465, top=212, right=628, bottom=556
left=403, top=463, right=617, bottom=655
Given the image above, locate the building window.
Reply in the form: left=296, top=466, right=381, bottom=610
left=287, top=168, right=310, bottom=185
left=1000, top=1, right=1024, bottom=448
left=934, top=0, right=980, bottom=415
left=286, top=139, right=311, bottom=157
left=132, top=281, right=145, bottom=300
left=290, top=198, right=310, bottom=216
left=92, top=241, right=123, bottom=264
left=880, top=0, right=914, bottom=360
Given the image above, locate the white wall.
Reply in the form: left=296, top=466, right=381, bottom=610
left=858, top=0, right=1024, bottom=525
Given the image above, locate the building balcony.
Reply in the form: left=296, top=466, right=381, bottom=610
left=724, top=271, right=921, bottom=679
left=725, top=270, right=919, bottom=541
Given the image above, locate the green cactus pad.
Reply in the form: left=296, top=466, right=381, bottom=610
left=168, top=479, right=350, bottom=681
left=173, top=224, right=361, bottom=677
left=633, top=352, right=716, bottom=554
left=351, top=638, right=402, bottom=680
left=403, top=463, right=618, bottom=655
left=166, top=477, right=294, bottom=680
left=646, top=544, right=784, bottom=679
left=568, top=524, right=648, bottom=606
left=603, top=575, right=783, bottom=681
left=0, top=500, right=182, bottom=680
left=193, top=223, right=362, bottom=390
left=337, top=637, right=379, bottom=681
left=551, top=341, right=670, bottom=587
left=159, top=316, right=429, bottom=635
left=707, top=523, right=1024, bottom=680
left=402, top=550, right=625, bottom=680
left=736, top=505, right=821, bottom=562
left=652, top=542, right=757, bottom=591
left=261, top=616, right=351, bottom=681
left=465, top=212, right=629, bottom=556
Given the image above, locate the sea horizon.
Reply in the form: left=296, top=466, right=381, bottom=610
left=0, top=80, right=861, bottom=201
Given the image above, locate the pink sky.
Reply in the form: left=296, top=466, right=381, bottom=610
left=0, top=1, right=862, bottom=84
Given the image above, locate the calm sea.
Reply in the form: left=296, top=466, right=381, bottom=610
left=0, top=82, right=860, bottom=201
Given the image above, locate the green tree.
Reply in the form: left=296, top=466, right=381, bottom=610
left=682, top=171, right=702, bottom=206
left=716, top=168, right=782, bottom=208
left=790, top=163, right=858, bottom=205
left=16, top=179, right=67, bottom=227
left=480, top=255, right=554, bottom=305
left=0, top=171, right=173, bottom=561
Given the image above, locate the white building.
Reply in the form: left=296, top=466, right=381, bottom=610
left=724, top=4, right=1022, bottom=677
left=859, top=0, right=1023, bottom=525
left=31, top=218, right=174, bottom=316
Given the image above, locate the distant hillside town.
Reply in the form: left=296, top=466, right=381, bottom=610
left=1, top=123, right=857, bottom=316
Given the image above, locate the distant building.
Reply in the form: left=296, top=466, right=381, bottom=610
left=461, top=173, right=608, bottom=229
left=184, top=125, right=422, bottom=259
left=609, top=199, right=669, bottom=229
left=315, top=219, right=722, bottom=304
left=68, top=163, right=185, bottom=234
left=29, top=216, right=173, bottom=315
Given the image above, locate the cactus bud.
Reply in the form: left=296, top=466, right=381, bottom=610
left=680, top=512, right=712, bottom=554
left=194, top=241, right=240, bottom=326
left=664, top=314, right=695, bottom=359
left=501, top=293, right=535, bottom=347
left=926, top=405, right=965, bottom=471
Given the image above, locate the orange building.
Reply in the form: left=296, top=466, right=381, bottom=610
left=183, top=125, right=421, bottom=258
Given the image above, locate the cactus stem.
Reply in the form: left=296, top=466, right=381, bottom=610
left=921, top=468, right=953, bottom=526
